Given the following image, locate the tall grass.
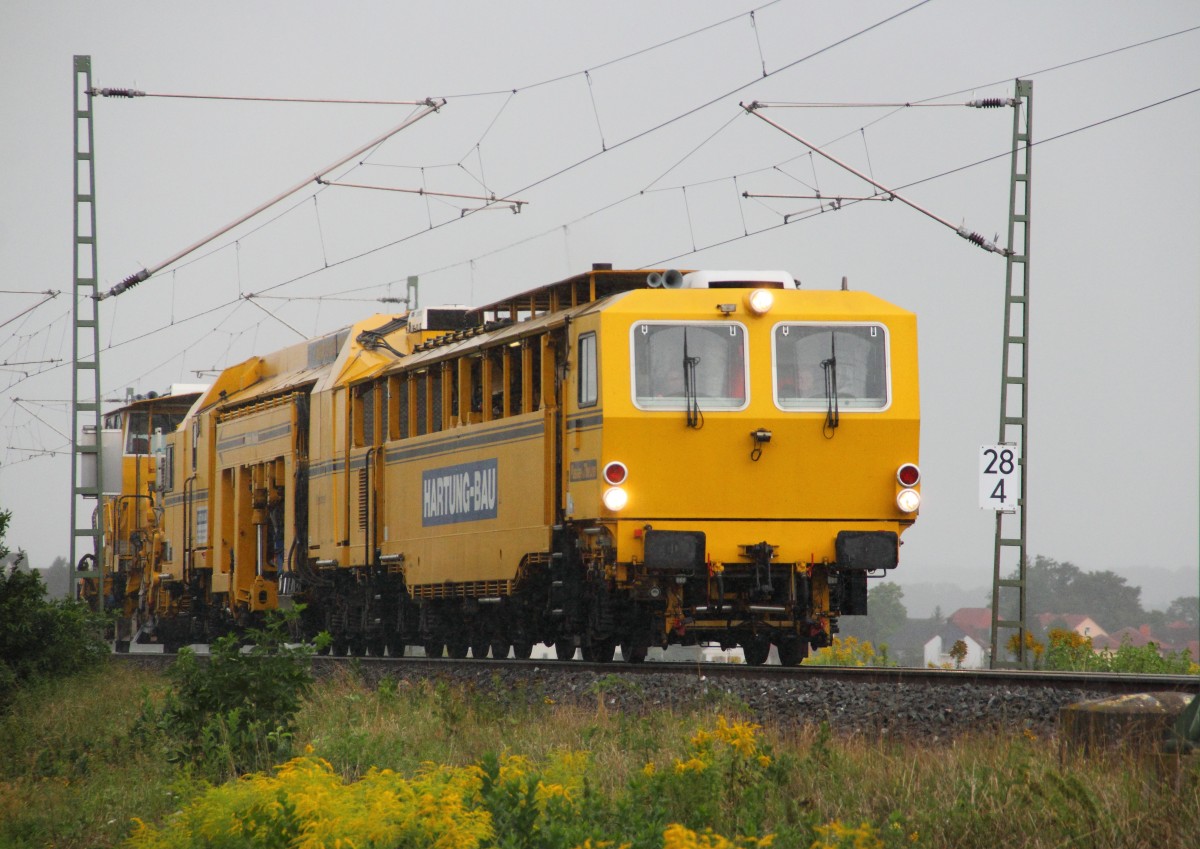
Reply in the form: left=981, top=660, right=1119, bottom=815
left=2, top=663, right=1197, bottom=848
left=0, top=663, right=179, bottom=849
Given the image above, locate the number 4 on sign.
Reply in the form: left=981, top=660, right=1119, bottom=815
left=979, top=444, right=1019, bottom=512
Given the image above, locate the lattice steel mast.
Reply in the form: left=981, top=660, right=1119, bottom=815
left=69, top=55, right=104, bottom=606
left=989, top=79, right=1033, bottom=667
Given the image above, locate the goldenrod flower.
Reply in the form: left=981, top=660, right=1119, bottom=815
left=673, top=756, right=710, bottom=775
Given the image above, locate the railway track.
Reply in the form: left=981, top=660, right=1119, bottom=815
left=114, top=650, right=1196, bottom=740
left=113, top=648, right=1198, bottom=695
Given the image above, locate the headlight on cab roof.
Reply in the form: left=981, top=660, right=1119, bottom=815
left=896, top=488, right=921, bottom=514
left=744, top=288, right=774, bottom=316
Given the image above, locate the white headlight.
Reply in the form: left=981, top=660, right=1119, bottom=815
left=896, top=488, right=921, bottom=513
left=602, top=487, right=628, bottom=511
left=745, top=288, right=774, bottom=315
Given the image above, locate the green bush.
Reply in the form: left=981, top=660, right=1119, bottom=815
left=145, top=610, right=322, bottom=781
left=0, top=562, right=110, bottom=708
left=1036, top=628, right=1198, bottom=674
left=803, top=636, right=896, bottom=667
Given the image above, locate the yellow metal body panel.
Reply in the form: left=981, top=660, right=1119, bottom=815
left=306, top=386, right=346, bottom=563
left=378, top=410, right=551, bottom=590
left=576, top=288, right=919, bottom=566
left=198, top=358, right=263, bottom=409
left=161, top=415, right=213, bottom=589
left=213, top=402, right=296, bottom=612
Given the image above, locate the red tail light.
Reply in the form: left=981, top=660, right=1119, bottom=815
left=897, top=464, right=921, bottom=487
left=603, top=461, right=628, bottom=485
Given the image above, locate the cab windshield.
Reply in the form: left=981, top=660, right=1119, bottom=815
left=124, top=410, right=188, bottom=455
left=632, top=322, right=748, bottom=410
left=774, top=323, right=889, bottom=410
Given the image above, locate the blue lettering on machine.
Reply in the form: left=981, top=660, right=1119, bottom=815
left=422, top=458, right=499, bottom=527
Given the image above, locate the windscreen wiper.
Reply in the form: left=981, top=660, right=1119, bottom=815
left=683, top=327, right=704, bottom=429
left=821, top=332, right=839, bottom=436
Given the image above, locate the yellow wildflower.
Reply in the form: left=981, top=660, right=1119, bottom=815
left=811, top=820, right=884, bottom=849
left=663, top=823, right=774, bottom=849
left=714, top=715, right=761, bottom=758
left=534, top=781, right=574, bottom=808
left=673, top=756, right=710, bottom=775
left=498, top=754, right=533, bottom=782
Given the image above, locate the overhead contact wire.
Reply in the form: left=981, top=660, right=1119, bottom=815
left=262, top=0, right=934, bottom=293
left=501, top=0, right=935, bottom=200
left=57, top=2, right=1182, bottom=413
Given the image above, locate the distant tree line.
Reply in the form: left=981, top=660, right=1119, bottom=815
left=999, top=555, right=1198, bottom=637
left=836, top=555, right=1198, bottom=655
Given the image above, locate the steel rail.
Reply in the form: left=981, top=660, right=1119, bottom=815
left=113, top=651, right=1198, bottom=695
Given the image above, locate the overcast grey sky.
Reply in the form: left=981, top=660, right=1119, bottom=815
left=1, top=1, right=1197, bottom=612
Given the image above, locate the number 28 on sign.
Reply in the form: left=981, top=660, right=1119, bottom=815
left=979, top=444, right=1019, bottom=512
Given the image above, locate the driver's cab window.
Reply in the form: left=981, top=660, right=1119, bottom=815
left=578, top=332, right=598, bottom=407
left=631, top=322, right=748, bottom=411
left=773, top=323, right=889, bottom=410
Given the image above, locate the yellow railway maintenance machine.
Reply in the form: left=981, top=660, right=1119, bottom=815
left=145, top=266, right=919, bottom=664
left=82, top=386, right=206, bottom=650
left=154, top=313, right=456, bottom=649
left=345, top=266, right=921, bottom=665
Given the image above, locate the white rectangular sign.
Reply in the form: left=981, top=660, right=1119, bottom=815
left=979, top=444, right=1019, bottom=511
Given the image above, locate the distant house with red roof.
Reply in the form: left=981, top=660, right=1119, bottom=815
left=1160, top=621, right=1200, bottom=656
left=949, top=607, right=992, bottom=644
left=918, top=608, right=993, bottom=669
left=1035, top=613, right=1108, bottom=641
left=1093, top=625, right=1154, bottom=651
left=924, top=627, right=987, bottom=668
left=1093, top=623, right=1199, bottom=660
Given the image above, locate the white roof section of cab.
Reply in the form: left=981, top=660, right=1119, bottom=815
left=406, top=305, right=470, bottom=331
left=167, top=382, right=211, bottom=397
left=681, top=269, right=797, bottom=289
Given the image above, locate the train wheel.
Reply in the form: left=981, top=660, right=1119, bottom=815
left=743, top=636, right=771, bottom=666
left=490, top=640, right=510, bottom=660
left=554, top=640, right=576, bottom=661
left=386, top=634, right=405, bottom=658
left=423, top=640, right=444, bottom=659
left=776, top=636, right=808, bottom=667
left=620, top=642, right=648, bottom=664
left=583, top=639, right=614, bottom=662
left=512, top=641, right=533, bottom=660
left=367, top=637, right=386, bottom=658
left=447, top=641, right=469, bottom=659
left=470, top=640, right=490, bottom=659
left=333, top=638, right=350, bottom=657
